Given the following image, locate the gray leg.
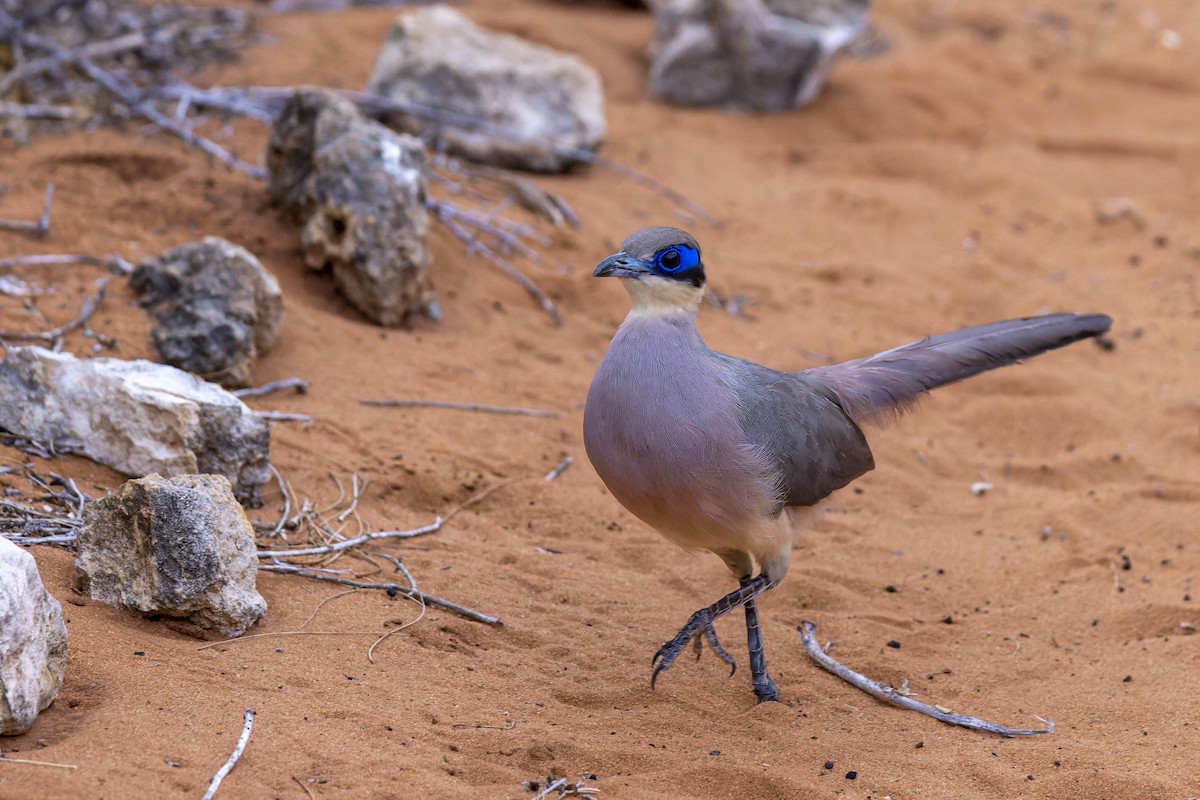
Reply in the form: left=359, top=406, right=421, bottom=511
left=741, top=574, right=779, bottom=703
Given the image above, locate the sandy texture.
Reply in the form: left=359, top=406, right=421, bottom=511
left=2, top=0, right=1198, bottom=797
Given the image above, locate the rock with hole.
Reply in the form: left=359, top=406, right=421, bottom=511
left=0, top=346, right=271, bottom=505
left=650, top=0, right=870, bottom=110
left=366, top=6, right=606, bottom=172
left=266, top=89, right=436, bottom=326
left=76, top=474, right=267, bottom=636
left=0, top=538, right=68, bottom=735
left=130, top=237, right=284, bottom=389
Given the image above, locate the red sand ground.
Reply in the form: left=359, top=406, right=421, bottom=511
left=3, top=0, right=1199, bottom=797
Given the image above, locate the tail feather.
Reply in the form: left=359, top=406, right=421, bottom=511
left=801, top=313, right=1112, bottom=423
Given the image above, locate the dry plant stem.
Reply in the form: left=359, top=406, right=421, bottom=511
left=360, top=398, right=559, bottom=418
left=0, top=183, right=54, bottom=235
left=531, top=778, right=569, bottom=800
left=234, top=377, right=309, bottom=399
left=0, top=756, right=77, bottom=769
left=544, top=456, right=573, bottom=481
left=0, top=101, right=77, bottom=120
left=257, top=517, right=442, bottom=559
left=798, top=622, right=1054, bottom=737
left=201, top=709, right=256, bottom=800
left=259, top=562, right=502, bottom=627
left=256, top=411, right=312, bottom=424
left=292, top=775, right=317, bottom=800
left=0, top=279, right=107, bottom=343
left=0, top=253, right=133, bottom=273
left=12, top=31, right=263, bottom=177
left=427, top=198, right=563, bottom=325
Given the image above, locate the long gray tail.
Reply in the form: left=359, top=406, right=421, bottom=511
left=801, top=313, right=1112, bottom=423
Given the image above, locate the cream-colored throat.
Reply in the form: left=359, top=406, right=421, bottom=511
left=622, top=276, right=704, bottom=317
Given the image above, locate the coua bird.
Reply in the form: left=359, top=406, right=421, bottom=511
left=583, top=227, right=1111, bottom=703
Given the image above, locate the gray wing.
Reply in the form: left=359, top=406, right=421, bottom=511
left=714, top=354, right=875, bottom=509
left=801, top=313, right=1112, bottom=424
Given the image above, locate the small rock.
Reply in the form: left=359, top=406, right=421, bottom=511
left=650, top=0, right=870, bottom=110
left=266, top=89, right=435, bottom=326
left=0, top=538, right=68, bottom=735
left=76, top=474, right=267, bottom=636
left=366, top=7, right=606, bottom=172
left=970, top=481, right=993, bottom=496
left=0, top=346, right=271, bottom=505
left=1094, top=197, right=1143, bottom=227
left=131, top=237, right=284, bottom=389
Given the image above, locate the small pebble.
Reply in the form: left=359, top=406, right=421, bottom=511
left=1123, top=675, right=1133, bottom=683
left=942, top=616, right=954, bottom=624
left=884, top=585, right=897, bottom=593
left=710, top=750, right=720, bottom=756
left=133, top=651, right=145, bottom=656
left=886, top=640, right=901, bottom=649
left=845, top=770, right=858, bottom=780
left=823, top=760, right=834, bottom=770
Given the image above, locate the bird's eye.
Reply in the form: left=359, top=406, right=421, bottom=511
left=654, top=245, right=697, bottom=274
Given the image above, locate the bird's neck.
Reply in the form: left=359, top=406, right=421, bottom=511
left=621, top=276, right=704, bottom=320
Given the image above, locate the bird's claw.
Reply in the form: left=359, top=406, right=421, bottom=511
left=650, top=608, right=737, bottom=689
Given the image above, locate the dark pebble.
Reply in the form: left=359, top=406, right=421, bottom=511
left=1123, top=675, right=1133, bottom=683
left=1120, top=554, right=1132, bottom=571
left=1185, top=594, right=1192, bottom=602
left=943, top=616, right=954, bottom=624
left=885, top=585, right=897, bottom=593
left=133, top=651, right=145, bottom=656
left=823, top=760, right=834, bottom=770
left=845, top=770, right=857, bottom=780
left=710, top=750, right=720, bottom=756
left=887, top=640, right=901, bottom=649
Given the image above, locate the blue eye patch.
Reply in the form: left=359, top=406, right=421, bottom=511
left=653, top=245, right=700, bottom=275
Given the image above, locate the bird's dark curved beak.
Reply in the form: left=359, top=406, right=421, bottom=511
left=594, top=253, right=647, bottom=279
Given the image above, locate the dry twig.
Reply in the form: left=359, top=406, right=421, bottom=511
left=233, top=377, right=309, bottom=399
left=798, top=621, right=1054, bottom=736
left=201, top=709, right=256, bottom=800
left=360, top=398, right=559, bottom=418
left=0, top=183, right=54, bottom=236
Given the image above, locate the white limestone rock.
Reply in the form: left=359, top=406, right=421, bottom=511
left=0, top=346, right=271, bottom=506
left=0, top=538, right=68, bottom=735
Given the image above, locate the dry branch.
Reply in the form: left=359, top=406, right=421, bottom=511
left=201, top=709, right=256, bottom=800
left=798, top=621, right=1053, bottom=736
left=360, top=398, right=559, bottom=418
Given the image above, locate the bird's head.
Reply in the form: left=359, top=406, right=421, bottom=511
left=594, top=227, right=705, bottom=314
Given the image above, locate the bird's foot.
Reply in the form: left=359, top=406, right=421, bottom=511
left=651, top=608, right=737, bottom=688
left=753, top=674, right=780, bottom=703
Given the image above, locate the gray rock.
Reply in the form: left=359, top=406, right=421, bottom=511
left=77, top=474, right=266, bottom=636
left=0, top=346, right=271, bottom=506
left=366, top=7, right=605, bottom=172
left=130, top=237, right=285, bottom=389
left=266, top=89, right=436, bottom=326
left=650, top=0, right=870, bottom=110
left=0, top=538, right=68, bottom=735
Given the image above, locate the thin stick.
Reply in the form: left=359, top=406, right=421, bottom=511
left=0, top=183, right=54, bottom=235
left=292, top=775, right=317, bottom=800
left=544, top=456, right=573, bottom=482
left=233, top=378, right=309, bottom=399
left=259, top=563, right=502, bottom=627
left=798, top=622, right=1053, bottom=737
left=256, top=518, right=443, bottom=558
left=201, top=709, right=256, bottom=800
left=256, top=411, right=312, bottom=424
left=531, top=778, right=569, bottom=800
left=360, top=398, right=558, bottom=418
left=0, top=102, right=78, bottom=120
left=427, top=198, right=562, bottom=325
left=0, top=756, right=77, bottom=769
left=0, top=279, right=107, bottom=343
